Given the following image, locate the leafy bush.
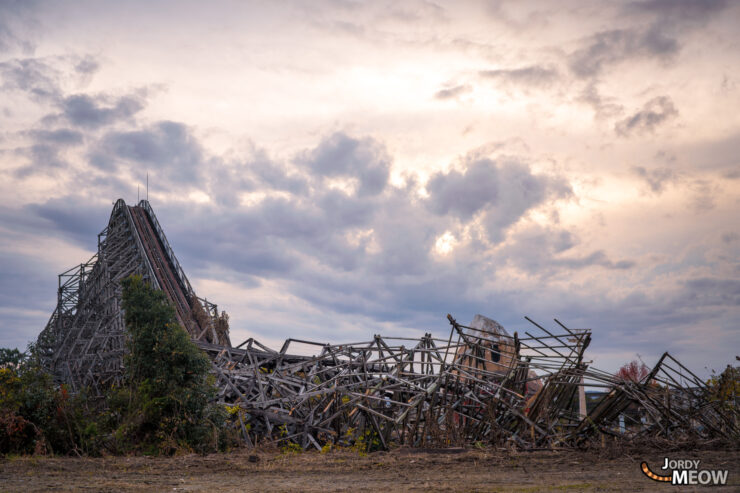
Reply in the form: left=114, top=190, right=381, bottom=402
left=0, top=275, right=232, bottom=456
left=0, top=357, right=84, bottom=455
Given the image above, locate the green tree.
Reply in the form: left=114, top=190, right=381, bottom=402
left=115, top=275, right=226, bottom=454
left=0, top=348, right=25, bottom=368
left=706, top=364, right=739, bottom=412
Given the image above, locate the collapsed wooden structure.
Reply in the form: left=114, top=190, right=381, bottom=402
left=38, top=199, right=739, bottom=450
left=209, top=315, right=739, bottom=450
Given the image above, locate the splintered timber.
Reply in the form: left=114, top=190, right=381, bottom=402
left=37, top=199, right=739, bottom=450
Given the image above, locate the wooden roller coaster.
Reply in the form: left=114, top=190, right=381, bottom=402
left=36, top=199, right=739, bottom=451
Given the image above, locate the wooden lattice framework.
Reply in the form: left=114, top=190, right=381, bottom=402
left=37, top=199, right=230, bottom=395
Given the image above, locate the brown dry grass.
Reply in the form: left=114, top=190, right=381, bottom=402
left=1, top=447, right=738, bottom=492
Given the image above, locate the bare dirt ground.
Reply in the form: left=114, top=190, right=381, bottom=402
left=1, top=448, right=738, bottom=492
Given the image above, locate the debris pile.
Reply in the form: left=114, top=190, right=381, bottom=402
left=204, top=314, right=739, bottom=451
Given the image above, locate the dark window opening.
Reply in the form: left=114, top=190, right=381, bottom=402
left=490, top=343, right=500, bottom=363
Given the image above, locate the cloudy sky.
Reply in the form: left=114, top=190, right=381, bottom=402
left=1, top=0, right=738, bottom=375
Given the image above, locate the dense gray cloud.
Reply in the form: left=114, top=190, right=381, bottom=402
left=624, top=0, right=728, bottom=26
left=1, top=54, right=149, bottom=178
left=434, top=84, right=471, bottom=100
left=555, top=251, right=635, bottom=270
left=73, top=55, right=99, bottom=75
left=569, top=26, right=678, bottom=78
left=13, top=128, right=84, bottom=177
left=0, top=52, right=141, bottom=134
left=25, top=197, right=112, bottom=248
left=686, top=179, right=716, bottom=214
left=0, top=252, right=55, bottom=350
left=0, top=54, right=107, bottom=106
left=526, top=278, right=736, bottom=358
left=299, top=133, right=390, bottom=196
left=367, top=188, right=439, bottom=277
left=0, top=0, right=37, bottom=54
left=90, top=121, right=204, bottom=183
left=251, top=159, right=309, bottom=195
left=28, top=128, right=83, bottom=145
left=15, top=143, right=67, bottom=177
left=61, top=93, right=145, bottom=128
left=577, top=82, right=624, bottom=120
left=632, top=166, right=677, bottom=193
left=682, top=277, right=740, bottom=307
left=499, top=225, right=635, bottom=277
left=568, top=0, right=729, bottom=80
left=426, top=159, right=504, bottom=219
left=479, top=65, right=559, bottom=87
left=0, top=197, right=111, bottom=350
left=426, top=159, right=572, bottom=242
left=615, top=96, right=678, bottom=136
left=0, top=57, right=60, bottom=100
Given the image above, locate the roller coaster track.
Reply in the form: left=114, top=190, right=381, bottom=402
left=128, top=204, right=195, bottom=335
left=37, top=198, right=230, bottom=394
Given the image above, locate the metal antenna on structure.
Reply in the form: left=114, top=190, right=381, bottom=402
left=137, top=185, right=139, bottom=202
left=146, top=172, right=149, bottom=202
